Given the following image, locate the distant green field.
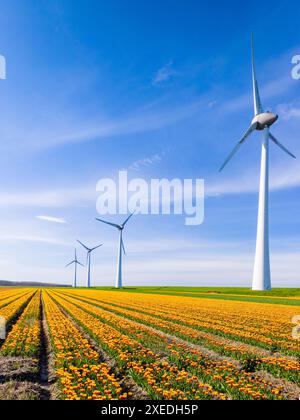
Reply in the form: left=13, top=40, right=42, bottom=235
left=1, top=285, right=299, bottom=306
left=88, top=286, right=300, bottom=306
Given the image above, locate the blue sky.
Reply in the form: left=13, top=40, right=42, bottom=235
left=0, top=0, right=299, bottom=287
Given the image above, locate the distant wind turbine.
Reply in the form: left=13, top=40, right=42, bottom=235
left=219, top=35, right=296, bottom=291
left=95, top=214, right=134, bottom=289
left=66, top=249, right=84, bottom=288
left=77, top=241, right=103, bottom=288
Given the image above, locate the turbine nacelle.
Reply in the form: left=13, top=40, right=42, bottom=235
left=251, top=112, right=278, bottom=131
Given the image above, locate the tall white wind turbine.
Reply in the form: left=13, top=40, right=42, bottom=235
left=219, top=35, right=296, bottom=291
left=95, top=214, right=134, bottom=289
left=77, top=241, right=103, bottom=288
left=66, top=249, right=84, bottom=288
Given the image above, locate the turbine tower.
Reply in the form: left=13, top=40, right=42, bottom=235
left=66, top=249, right=84, bottom=288
left=96, top=214, right=134, bottom=289
left=219, top=35, right=296, bottom=291
left=77, top=241, right=102, bottom=288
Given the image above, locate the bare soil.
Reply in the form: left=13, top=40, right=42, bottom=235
left=0, top=381, right=42, bottom=400
left=0, top=357, right=39, bottom=382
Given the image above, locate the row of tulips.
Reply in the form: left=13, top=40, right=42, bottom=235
left=0, top=289, right=32, bottom=310
left=52, top=291, right=295, bottom=400
left=0, top=289, right=26, bottom=302
left=0, top=290, right=36, bottom=331
left=0, top=290, right=41, bottom=358
left=42, top=291, right=128, bottom=400
left=64, top=289, right=298, bottom=354
left=60, top=290, right=299, bottom=385
left=50, top=291, right=227, bottom=400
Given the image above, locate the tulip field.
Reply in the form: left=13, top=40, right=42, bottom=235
left=0, top=287, right=299, bottom=400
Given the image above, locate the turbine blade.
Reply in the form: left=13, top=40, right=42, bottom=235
left=95, top=218, right=121, bottom=229
left=251, top=34, right=263, bottom=115
left=122, top=212, right=135, bottom=227
left=66, top=261, right=75, bottom=268
left=77, top=240, right=90, bottom=251
left=91, top=244, right=103, bottom=252
left=219, top=124, right=256, bottom=172
left=77, top=261, right=85, bottom=267
left=121, top=238, right=126, bottom=255
left=269, top=133, right=296, bottom=159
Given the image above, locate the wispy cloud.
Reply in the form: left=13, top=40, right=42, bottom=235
left=128, top=152, right=164, bottom=171
left=206, top=158, right=300, bottom=196
left=36, top=215, right=67, bottom=224
left=0, top=185, right=95, bottom=208
left=219, top=74, right=295, bottom=116
left=2, top=250, right=298, bottom=287
left=2, top=43, right=298, bottom=156
left=0, top=153, right=299, bottom=212
left=23, top=97, right=205, bottom=151
left=277, top=102, right=300, bottom=120
left=216, top=42, right=300, bottom=118
left=153, top=61, right=177, bottom=85
left=84, top=244, right=300, bottom=287
left=0, top=234, right=70, bottom=246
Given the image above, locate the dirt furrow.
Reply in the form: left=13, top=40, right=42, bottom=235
left=0, top=292, right=59, bottom=400
left=39, top=293, right=58, bottom=400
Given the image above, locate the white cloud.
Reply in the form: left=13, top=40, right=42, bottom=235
left=208, top=100, right=218, bottom=108
left=277, top=102, right=300, bottom=120
left=128, top=153, right=164, bottom=171
left=219, top=74, right=294, bottom=116
left=12, top=251, right=300, bottom=287
left=207, top=154, right=300, bottom=196
left=0, top=155, right=299, bottom=213
left=1, top=43, right=298, bottom=155
left=36, top=215, right=67, bottom=224
left=217, top=43, right=300, bottom=118
left=0, top=233, right=298, bottom=287
left=0, top=185, right=95, bottom=208
left=121, top=253, right=298, bottom=284
left=153, top=62, right=177, bottom=85
left=20, top=97, right=205, bottom=151
left=0, top=234, right=71, bottom=246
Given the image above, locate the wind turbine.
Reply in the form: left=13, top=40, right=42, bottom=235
left=95, top=214, right=134, bottom=289
left=66, top=249, right=84, bottom=288
left=77, top=241, right=103, bottom=288
left=219, top=35, right=296, bottom=291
